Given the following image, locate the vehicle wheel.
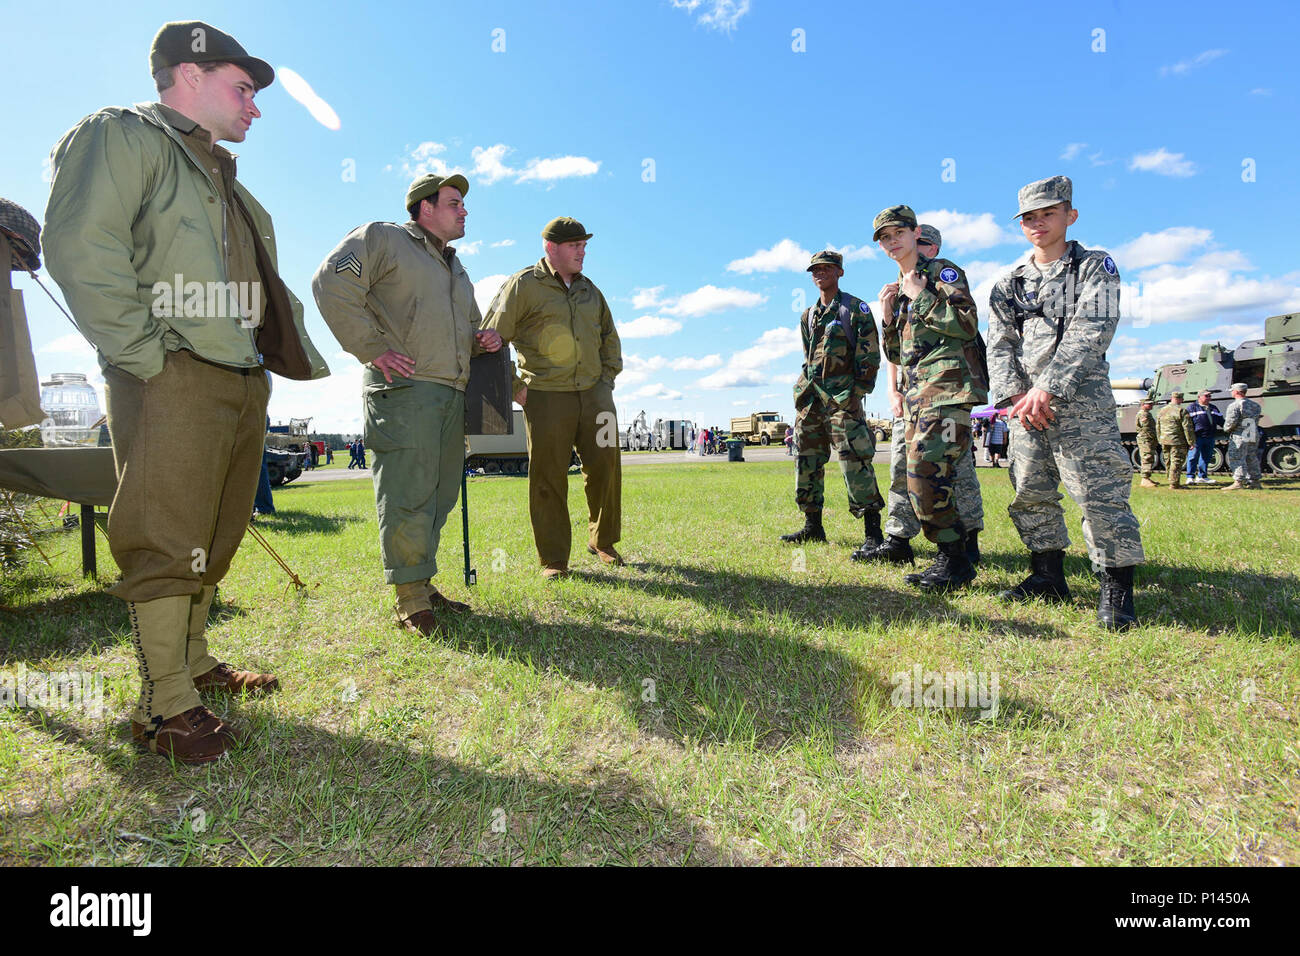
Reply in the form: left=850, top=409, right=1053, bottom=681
left=1267, top=442, right=1300, bottom=476
left=520, top=460, right=529, bottom=476
left=1127, top=443, right=1142, bottom=469
left=485, top=461, right=501, bottom=475
left=876, top=429, right=887, bottom=445
left=760, top=434, right=770, bottom=446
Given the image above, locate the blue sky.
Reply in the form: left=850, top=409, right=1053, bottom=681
left=6, top=0, right=1298, bottom=432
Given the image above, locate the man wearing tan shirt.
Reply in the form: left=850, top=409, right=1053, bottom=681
left=483, top=218, right=623, bottom=578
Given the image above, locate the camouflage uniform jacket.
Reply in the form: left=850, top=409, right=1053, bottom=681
left=987, top=241, right=1120, bottom=411
left=1157, top=404, right=1196, bottom=447
left=794, top=289, right=879, bottom=410
left=1135, top=407, right=1157, bottom=444
left=1223, top=397, right=1263, bottom=441
left=881, top=255, right=987, bottom=417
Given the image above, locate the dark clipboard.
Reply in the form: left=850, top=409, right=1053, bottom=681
left=464, top=347, right=513, bottom=436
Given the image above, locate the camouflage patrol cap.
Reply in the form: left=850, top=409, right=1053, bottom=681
left=1198, top=388, right=1213, bottom=397
left=1015, top=175, right=1072, bottom=220
left=405, top=173, right=470, bottom=211
left=806, top=250, right=844, bottom=271
left=1170, top=390, right=1184, bottom=399
left=0, top=198, right=41, bottom=272
left=918, top=224, right=942, bottom=250
left=542, top=217, right=593, bottom=243
left=872, top=205, right=918, bottom=241
left=1231, top=382, right=1249, bottom=392
left=149, top=21, right=275, bottom=90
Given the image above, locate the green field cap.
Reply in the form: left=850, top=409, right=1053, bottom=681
left=149, top=21, right=275, bottom=89
left=405, top=173, right=470, bottom=211
left=542, top=217, right=593, bottom=243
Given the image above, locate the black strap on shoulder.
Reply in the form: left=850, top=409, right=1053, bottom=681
left=1010, top=243, right=1084, bottom=354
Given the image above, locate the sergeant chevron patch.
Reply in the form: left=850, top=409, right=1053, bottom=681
left=335, top=252, right=363, bottom=277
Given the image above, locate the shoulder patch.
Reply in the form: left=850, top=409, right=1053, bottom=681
left=858, top=301, right=870, bottom=314
left=1102, top=256, right=1117, bottom=276
left=939, top=266, right=959, bottom=284
left=335, top=252, right=363, bottom=277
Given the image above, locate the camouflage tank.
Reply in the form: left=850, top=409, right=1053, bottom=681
left=1114, top=312, right=1300, bottom=476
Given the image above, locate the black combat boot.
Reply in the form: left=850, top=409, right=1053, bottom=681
left=780, top=511, right=826, bottom=544
left=965, top=529, right=981, bottom=567
left=852, top=534, right=915, bottom=565
left=1096, top=565, right=1138, bottom=631
left=913, top=537, right=977, bottom=593
left=999, top=549, right=1071, bottom=603
left=849, top=511, right=883, bottom=559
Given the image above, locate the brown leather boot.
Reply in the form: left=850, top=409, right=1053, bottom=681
left=131, top=705, right=242, bottom=764
left=426, top=585, right=470, bottom=613
left=193, top=662, right=280, bottom=696
left=396, top=608, right=443, bottom=636
left=587, top=544, right=625, bottom=566
left=541, top=563, right=570, bottom=580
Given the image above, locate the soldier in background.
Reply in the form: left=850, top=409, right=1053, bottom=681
left=1136, top=397, right=1159, bottom=488
left=987, top=175, right=1143, bottom=629
left=876, top=206, right=987, bottom=591
left=1222, top=382, right=1263, bottom=491
left=782, top=251, right=884, bottom=554
left=1157, top=390, right=1195, bottom=489
left=859, top=224, right=985, bottom=571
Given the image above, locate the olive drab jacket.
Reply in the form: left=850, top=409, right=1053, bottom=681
left=794, top=290, right=879, bottom=411
left=483, top=258, right=621, bottom=393
left=312, top=221, right=483, bottom=392
left=881, top=255, right=988, bottom=417
left=43, top=102, right=329, bottom=383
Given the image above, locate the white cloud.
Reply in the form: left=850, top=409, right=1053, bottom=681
left=1113, top=227, right=1213, bottom=269
left=456, top=240, right=483, bottom=256
left=400, top=141, right=463, bottom=179
left=1128, top=148, right=1196, bottom=178
left=670, top=354, right=722, bottom=370
left=914, top=209, right=1020, bottom=252
left=1060, top=142, right=1088, bottom=161
left=672, top=0, right=751, bottom=32
left=628, top=382, right=684, bottom=401
left=277, top=67, right=341, bottom=131
left=1125, top=263, right=1300, bottom=325
left=470, top=144, right=515, bottom=185
left=729, top=327, right=801, bottom=369
left=474, top=274, right=509, bottom=314
left=660, top=285, right=766, bottom=317
left=620, top=354, right=668, bottom=386
left=631, top=286, right=665, bottom=310
left=617, top=315, right=683, bottom=338
left=1251, top=88, right=1272, bottom=96
left=1160, top=49, right=1228, bottom=77
left=1107, top=336, right=1205, bottom=379
left=36, top=333, right=95, bottom=355
left=517, top=155, right=601, bottom=183
left=268, top=352, right=367, bottom=433
left=490, top=239, right=515, bottom=248
left=1200, top=322, right=1264, bottom=343
left=827, top=243, right=877, bottom=262
left=726, top=239, right=812, bottom=274
left=697, top=367, right=770, bottom=389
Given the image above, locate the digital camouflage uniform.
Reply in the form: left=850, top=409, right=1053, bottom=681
left=1157, top=402, right=1195, bottom=486
left=1223, top=395, right=1263, bottom=485
left=883, top=256, right=987, bottom=545
left=988, top=240, right=1144, bottom=568
left=793, top=289, right=883, bottom=517
left=1135, top=405, right=1158, bottom=478
left=885, top=399, right=984, bottom=538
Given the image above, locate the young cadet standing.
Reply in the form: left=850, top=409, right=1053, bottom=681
left=43, top=21, right=331, bottom=762
left=875, top=205, right=988, bottom=591
left=782, top=250, right=884, bottom=556
left=313, top=174, right=501, bottom=636
left=483, top=218, right=623, bottom=579
left=862, top=224, right=985, bottom=570
left=987, top=175, right=1143, bottom=630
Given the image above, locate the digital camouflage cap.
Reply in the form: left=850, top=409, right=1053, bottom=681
left=1015, top=175, right=1072, bottom=219
left=1231, top=382, right=1249, bottom=392
left=872, top=205, right=917, bottom=241
left=149, top=20, right=275, bottom=90
left=405, top=173, right=470, bottom=212
left=918, top=224, right=942, bottom=250
left=807, top=250, right=844, bottom=271
left=542, top=217, right=593, bottom=243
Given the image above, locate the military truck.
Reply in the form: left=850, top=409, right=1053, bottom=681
left=465, top=409, right=579, bottom=475
left=1113, top=312, right=1300, bottom=476
left=652, top=418, right=693, bottom=450
left=865, top=416, right=892, bottom=445
left=620, top=410, right=654, bottom=451
left=264, top=416, right=312, bottom=485
left=730, top=411, right=789, bottom=446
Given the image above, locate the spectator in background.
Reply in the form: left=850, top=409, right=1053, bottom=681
left=784, top=425, right=794, bottom=456
left=1185, top=389, right=1224, bottom=484
left=987, top=414, right=1009, bottom=467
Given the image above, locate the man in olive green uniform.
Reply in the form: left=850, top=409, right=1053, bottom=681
left=43, top=21, right=330, bottom=763
left=782, top=250, right=884, bottom=555
left=875, top=205, right=988, bottom=591
left=312, top=174, right=501, bottom=635
left=1136, top=397, right=1159, bottom=487
left=483, top=218, right=622, bottom=578
left=1157, top=390, right=1196, bottom=489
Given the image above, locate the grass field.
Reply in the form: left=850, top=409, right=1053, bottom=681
left=2, top=460, right=1298, bottom=865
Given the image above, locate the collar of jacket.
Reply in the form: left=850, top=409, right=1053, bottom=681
left=134, top=101, right=231, bottom=195
left=1011, top=240, right=1080, bottom=280
left=401, top=220, right=457, bottom=264
left=532, top=256, right=586, bottom=290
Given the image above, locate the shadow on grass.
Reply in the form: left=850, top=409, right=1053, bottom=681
left=4, top=706, right=724, bottom=866
left=1128, top=562, right=1299, bottom=639
left=247, top=509, right=364, bottom=536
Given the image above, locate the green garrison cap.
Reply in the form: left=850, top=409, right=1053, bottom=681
left=807, top=250, right=844, bottom=271
left=405, top=173, right=470, bottom=211
left=149, top=21, right=275, bottom=90
left=1015, top=175, right=1072, bottom=220
left=918, top=224, right=942, bottom=250
left=872, top=205, right=918, bottom=241
left=542, top=217, right=593, bottom=243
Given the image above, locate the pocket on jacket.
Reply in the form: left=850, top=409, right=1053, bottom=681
left=363, top=381, right=417, bottom=451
